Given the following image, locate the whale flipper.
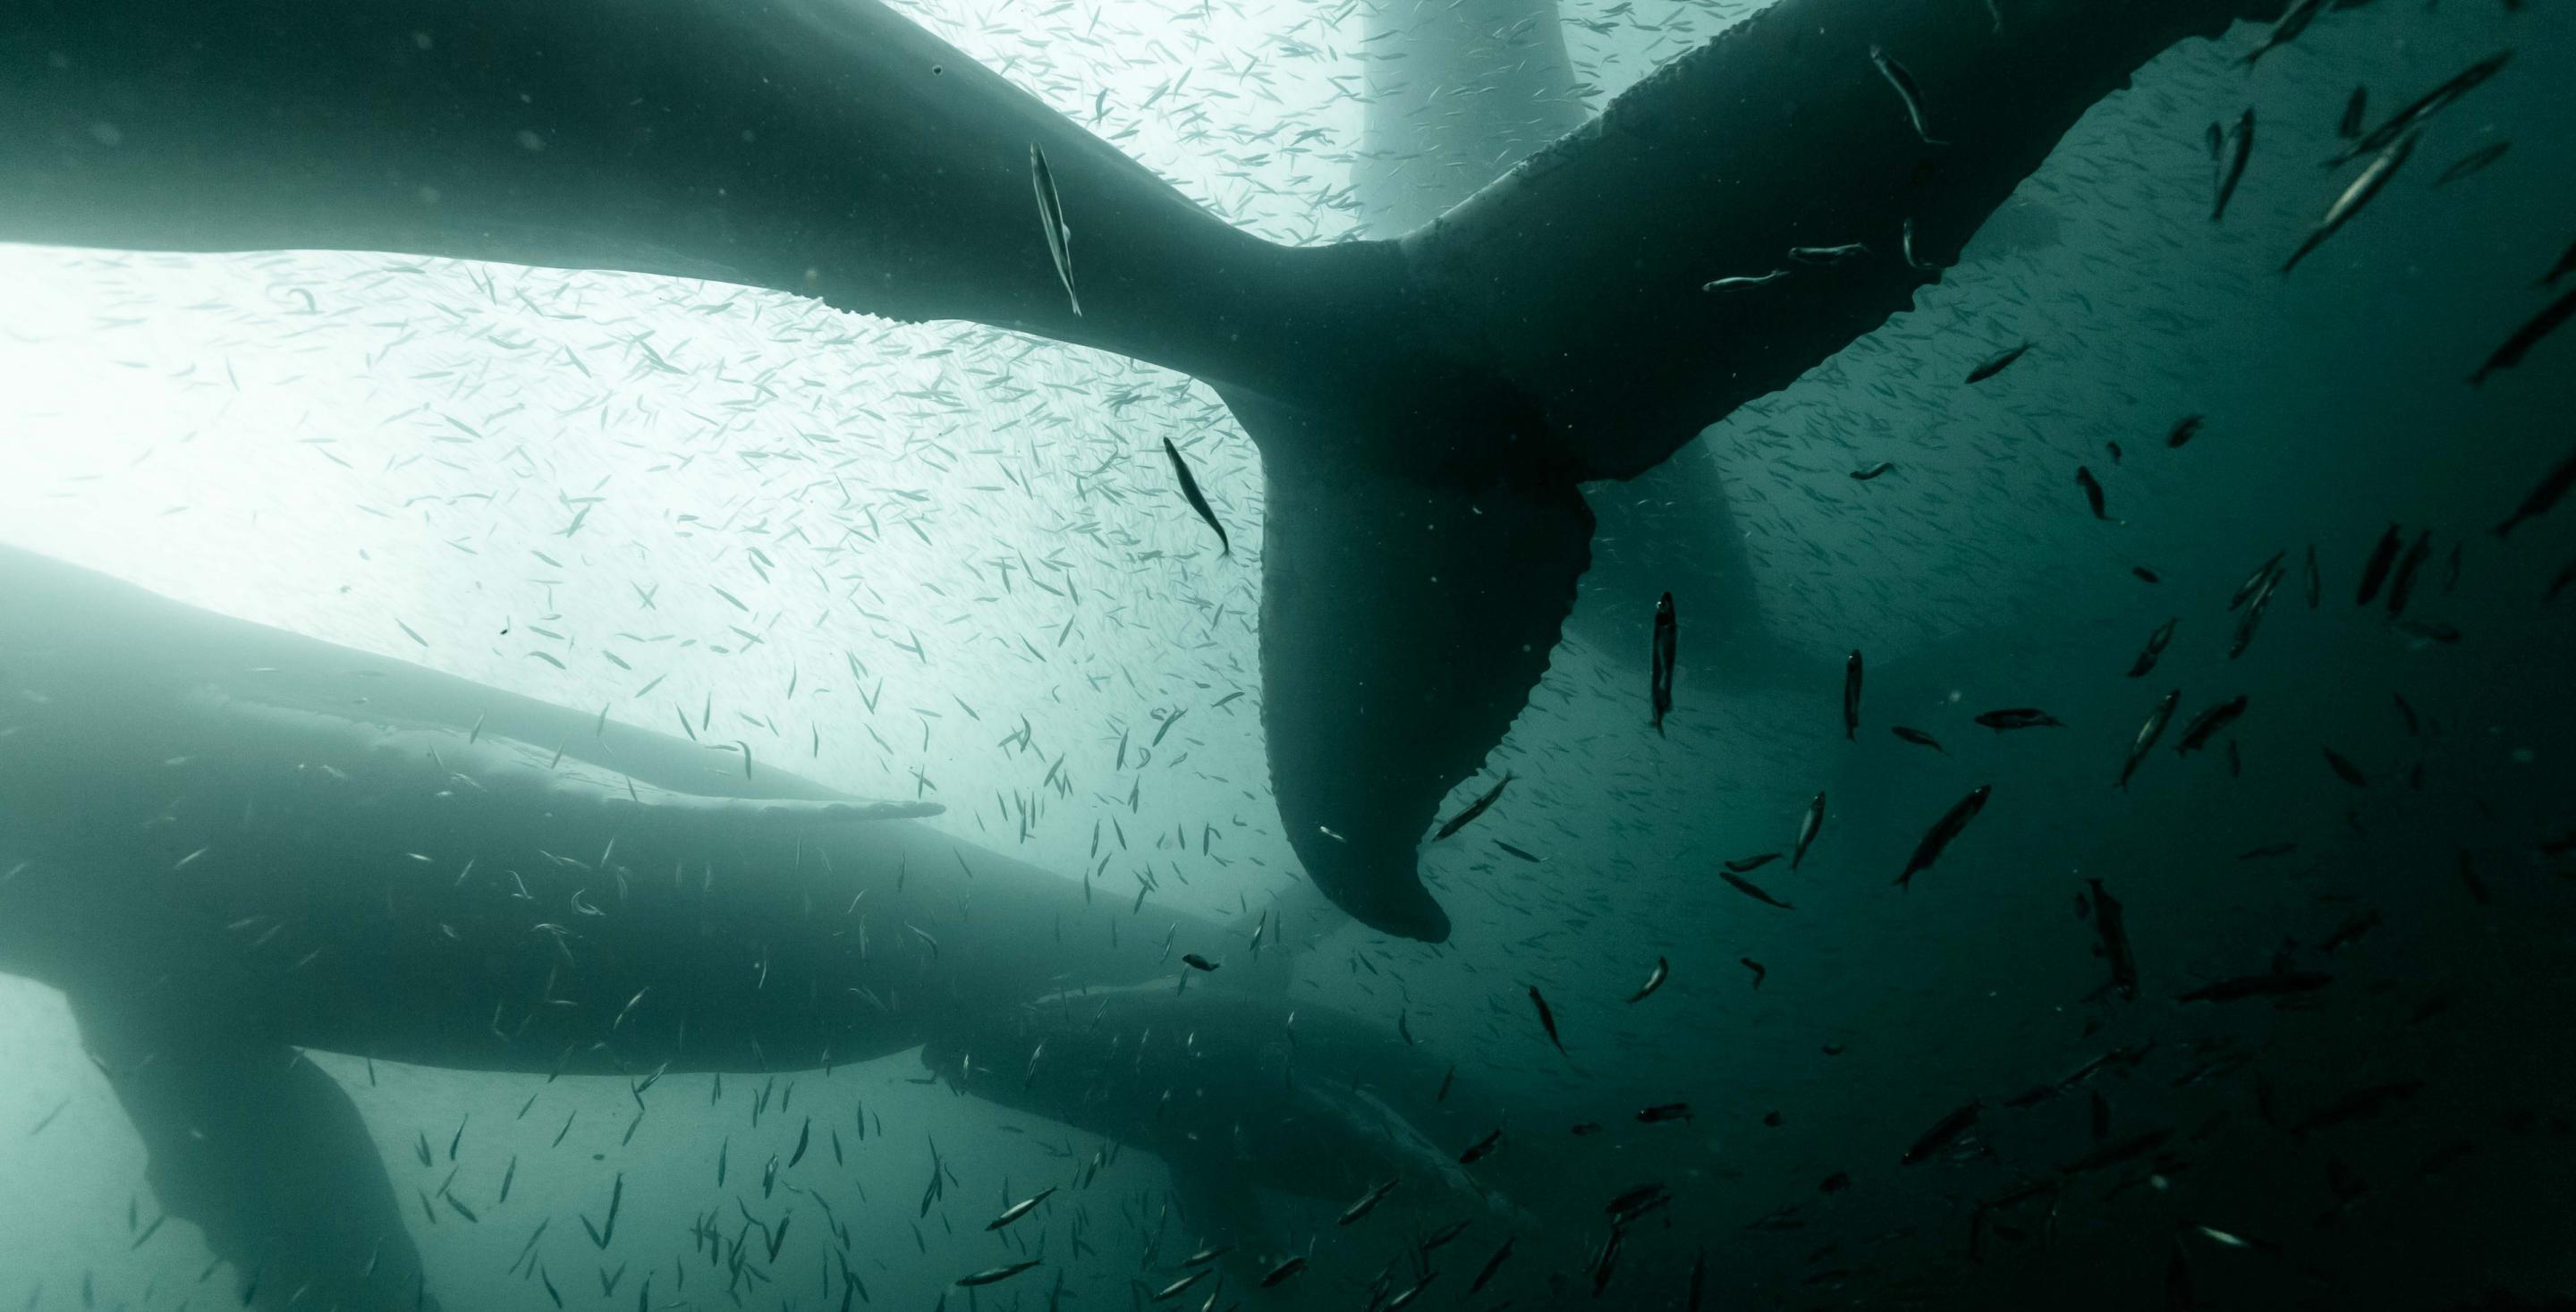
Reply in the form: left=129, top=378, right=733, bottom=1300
left=71, top=995, right=435, bottom=1312
left=208, top=696, right=945, bottom=829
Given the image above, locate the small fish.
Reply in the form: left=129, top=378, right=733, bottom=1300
left=2321, top=749, right=2368, bottom=788
left=1974, top=707, right=2063, bottom=732
left=1495, top=841, right=1541, bottom=863
left=2089, top=878, right=2138, bottom=1001
left=2331, top=52, right=2510, bottom=167
left=987, top=1188, right=1055, bottom=1231
left=2174, top=695, right=2249, bottom=755
left=1628, top=957, right=1669, bottom=1003
left=1720, top=870, right=1795, bottom=910
left=1726, top=853, right=1782, bottom=873
left=2470, top=284, right=2576, bottom=388
left=1148, top=1271, right=1209, bottom=1302
left=2356, top=524, right=2403, bottom=604
left=1029, top=144, right=1080, bottom=316
left=2545, top=235, right=2576, bottom=289
left=1792, top=791, right=1826, bottom=869
left=2211, top=109, right=2254, bottom=223
left=2495, top=444, right=2576, bottom=537
left=1702, top=269, right=1790, bottom=293
left=2232, top=563, right=2284, bottom=659
left=2119, top=690, right=2182, bottom=790
left=1902, top=216, right=1945, bottom=272
left=2074, top=467, right=2108, bottom=520
left=2241, top=0, right=2326, bottom=66
left=1851, top=461, right=1896, bottom=481
left=1160, top=437, right=1230, bottom=555
left=1649, top=592, right=1678, bottom=734
left=2458, top=851, right=2493, bottom=905
left=1435, top=774, right=1512, bottom=841
left=1902, top=1101, right=1983, bottom=1165
left=1180, top=953, right=1217, bottom=971
left=1460, top=1128, right=1504, bottom=1164
left=1843, top=649, right=1863, bottom=740
left=2385, top=530, right=2433, bottom=616
left=1741, top=957, right=1767, bottom=989
left=1895, top=785, right=1993, bottom=890
left=2434, top=140, right=2509, bottom=187
left=1868, top=45, right=1948, bottom=145
left=2134, top=566, right=2163, bottom=584
left=2304, top=546, right=2321, bottom=608
left=1260, top=1257, right=1309, bottom=1288
left=2128, top=617, right=2178, bottom=678
left=2168, top=414, right=2206, bottom=449
left=957, top=1258, right=1042, bottom=1287
left=1790, top=242, right=1871, bottom=265
left=1606, top=1183, right=1669, bottom=1224
left=2282, top=123, right=2422, bottom=274
left=1527, top=986, right=1567, bottom=1054
left=1636, top=1103, right=1695, bottom=1124
left=1892, top=725, right=1945, bottom=753
left=1966, top=343, right=2030, bottom=384
left=1338, top=1178, right=1401, bottom=1226
left=2231, top=552, right=2287, bottom=611
left=1470, top=1239, right=1515, bottom=1293
left=2319, top=909, right=2383, bottom=955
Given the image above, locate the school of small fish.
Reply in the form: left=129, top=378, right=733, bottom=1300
left=0, top=0, right=2572, bottom=1309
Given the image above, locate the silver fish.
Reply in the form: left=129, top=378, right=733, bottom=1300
left=2283, top=124, right=2422, bottom=274
left=987, top=1187, right=1055, bottom=1231
left=1029, top=143, right=1081, bottom=317
left=1792, top=791, right=1826, bottom=869
left=1869, top=45, right=1949, bottom=145
left=1702, top=268, right=1790, bottom=293
left=2119, top=690, right=2181, bottom=790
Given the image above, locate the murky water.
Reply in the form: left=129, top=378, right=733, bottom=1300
left=3, top=0, right=2572, bottom=1308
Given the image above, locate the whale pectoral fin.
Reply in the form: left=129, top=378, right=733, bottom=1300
left=70, top=995, right=435, bottom=1312
left=225, top=698, right=947, bottom=825
left=1239, top=394, right=1593, bottom=943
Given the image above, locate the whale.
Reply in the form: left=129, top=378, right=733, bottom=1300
left=0, top=0, right=2268, bottom=944
left=919, top=982, right=1584, bottom=1273
left=0, top=542, right=1325, bottom=1310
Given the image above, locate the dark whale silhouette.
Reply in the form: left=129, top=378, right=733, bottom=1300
left=0, top=0, right=2266, bottom=942
left=0, top=543, right=1330, bottom=1310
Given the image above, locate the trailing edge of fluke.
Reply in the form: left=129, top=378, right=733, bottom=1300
left=0, top=0, right=2276, bottom=940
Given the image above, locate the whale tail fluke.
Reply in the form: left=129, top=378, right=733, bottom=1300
left=1224, top=391, right=1593, bottom=944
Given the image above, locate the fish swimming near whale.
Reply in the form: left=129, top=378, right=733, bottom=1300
left=0, top=544, right=1303, bottom=1311
left=0, top=0, right=2278, bottom=944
